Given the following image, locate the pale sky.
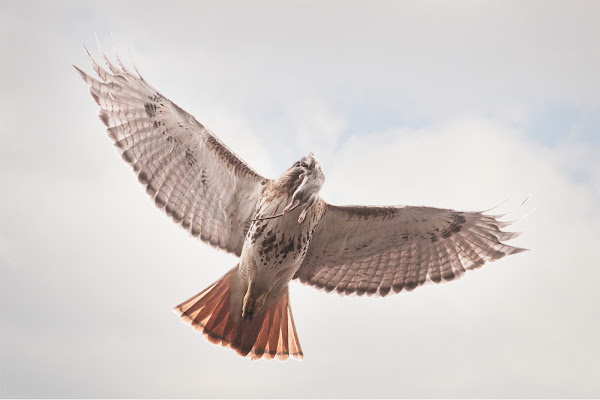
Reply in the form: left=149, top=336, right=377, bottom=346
left=1, top=1, right=599, bottom=398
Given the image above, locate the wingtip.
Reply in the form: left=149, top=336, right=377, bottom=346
left=82, top=43, right=97, bottom=68
left=114, top=47, right=131, bottom=74
left=519, top=194, right=532, bottom=207
left=481, top=194, right=532, bottom=217
left=511, top=246, right=530, bottom=255
left=99, top=44, right=117, bottom=73
left=95, top=37, right=108, bottom=63
left=82, top=45, right=96, bottom=70
left=94, top=32, right=102, bottom=53
left=516, top=207, right=536, bottom=223
left=128, top=47, right=145, bottom=81
left=81, top=43, right=91, bottom=56
left=481, top=196, right=511, bottom=213
left=72, top=64, right=88, bottom=81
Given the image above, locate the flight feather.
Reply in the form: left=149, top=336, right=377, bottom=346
left=75, top=46, right=268, bottom=256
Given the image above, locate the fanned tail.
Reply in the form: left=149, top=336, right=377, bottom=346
left=173, top=266, right=303, bottom=360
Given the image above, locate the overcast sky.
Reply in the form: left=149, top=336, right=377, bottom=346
left=1, top=0, right=599, bottom=398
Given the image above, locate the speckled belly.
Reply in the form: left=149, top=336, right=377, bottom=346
left=240, top=196, right=320, bottom=285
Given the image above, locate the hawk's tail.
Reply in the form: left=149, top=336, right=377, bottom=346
left=173, top=266, right=303, bottom=360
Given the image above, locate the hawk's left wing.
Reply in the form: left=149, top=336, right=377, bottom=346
left=294, top=203, right=526, bottom=296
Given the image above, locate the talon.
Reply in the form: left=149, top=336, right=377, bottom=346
left=299, top=173, right=305, bottom=179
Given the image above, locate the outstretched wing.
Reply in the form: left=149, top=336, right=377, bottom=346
left=294, top=203, right=526, bottom=296
left=75, top=47, right=268, bottom=256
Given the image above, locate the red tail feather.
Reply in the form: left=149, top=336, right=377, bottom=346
left=173, top=266, right=303, bottom=360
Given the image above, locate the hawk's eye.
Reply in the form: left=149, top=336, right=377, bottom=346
left=293, top=161, right=301, bottom=168
left=301, top=161, right=309, bottom=168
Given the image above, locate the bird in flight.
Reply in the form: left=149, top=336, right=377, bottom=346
left=75, top=45, right=526, bottom=360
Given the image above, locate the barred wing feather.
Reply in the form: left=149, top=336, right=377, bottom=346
left=75, top=47, right=268, bottom=256
left=294, top=204, right=526, bottom=296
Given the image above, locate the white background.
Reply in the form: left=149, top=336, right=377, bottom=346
left=1, top=1, right=599, bottom=397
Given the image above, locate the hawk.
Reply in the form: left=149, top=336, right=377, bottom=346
left=75, top=46, right=526, bottom=360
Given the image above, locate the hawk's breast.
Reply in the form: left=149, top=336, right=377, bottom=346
left=242, top=192, right=324, bottom=285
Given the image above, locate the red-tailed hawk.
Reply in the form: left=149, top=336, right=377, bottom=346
left=75, top=46, right=526, bottom=360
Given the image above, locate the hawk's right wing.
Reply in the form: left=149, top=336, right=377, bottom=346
left=75, top=47, right=269, bottom=256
